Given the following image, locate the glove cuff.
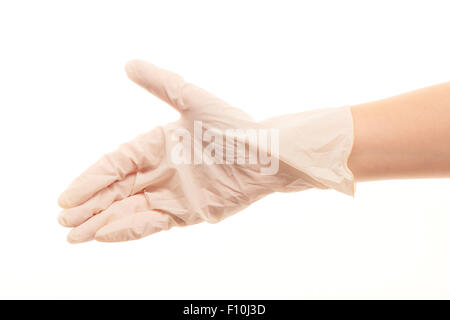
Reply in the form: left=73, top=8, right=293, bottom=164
left=260, top=106, right=355, bottom=196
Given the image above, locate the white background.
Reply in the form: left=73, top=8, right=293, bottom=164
left=1, top=0, right=450, bottom=299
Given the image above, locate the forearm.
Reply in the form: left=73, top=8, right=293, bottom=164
left=348, top=82, right=450, bottom=182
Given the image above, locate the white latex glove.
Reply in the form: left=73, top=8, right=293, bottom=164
left=58, top=60, right=354, bottom=243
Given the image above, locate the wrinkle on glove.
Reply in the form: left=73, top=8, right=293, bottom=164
left=58, top=60, right=355, bottom=243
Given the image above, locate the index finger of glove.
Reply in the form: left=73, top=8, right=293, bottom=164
left=58, top=127, right=164, bottom=208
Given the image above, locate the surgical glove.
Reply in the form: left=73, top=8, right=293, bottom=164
left=58, top=60, right=354, bottom=243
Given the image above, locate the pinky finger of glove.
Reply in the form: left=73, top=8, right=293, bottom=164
left=94, top=210, right=175, bottom=242
left=66, top=193, right=149, bottom=244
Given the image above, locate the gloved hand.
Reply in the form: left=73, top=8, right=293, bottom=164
left=58, top=60, right=354, bottom=243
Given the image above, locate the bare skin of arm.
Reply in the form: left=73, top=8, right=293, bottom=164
left=348, top=82, right=450, bottom=182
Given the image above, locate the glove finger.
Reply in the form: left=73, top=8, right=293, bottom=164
left=125, top=59, right=186, bottom=112
left=125, top=59, right=230, bottom=113
left=66, top=193, right=149, bottom=244
left=58, top=162, right=173, bottom=228
left=58, top=173, right=137, bottom=227
left=94, top=210, right=174, bottom=242
left=58, top=127, right=164, bottom=209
